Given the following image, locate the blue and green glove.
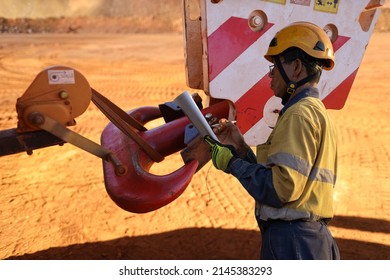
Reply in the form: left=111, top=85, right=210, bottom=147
left=204, top=135, right=238, bottom=172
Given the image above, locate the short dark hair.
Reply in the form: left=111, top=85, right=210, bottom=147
left=281, top=47, right=325, bottom=83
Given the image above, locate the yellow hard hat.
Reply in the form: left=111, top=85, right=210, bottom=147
left=264, top=22, right=335, bottom=70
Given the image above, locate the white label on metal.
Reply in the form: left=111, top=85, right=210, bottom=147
left=290, top=0, right=311, bottom=7
left=48, top=69, right=75, bottom=85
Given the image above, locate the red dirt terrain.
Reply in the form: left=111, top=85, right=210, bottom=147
left=0, top=3, right=389, bottom=260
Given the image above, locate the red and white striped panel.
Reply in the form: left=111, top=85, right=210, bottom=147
left=199, top=0, right=382, bottom=145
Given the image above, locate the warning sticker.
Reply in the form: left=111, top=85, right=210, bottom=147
left=263, top=0, right=286, bottom=5
left=290, top=0, right=311, bottom=6
left=48, top=69, right=75, bottom=85
left=314, top=0, right=340, bottom=14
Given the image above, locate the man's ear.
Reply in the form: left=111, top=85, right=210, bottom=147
left=293, top=59, right=304, bottom=78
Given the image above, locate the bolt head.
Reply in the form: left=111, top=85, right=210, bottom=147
left=59, top=91, right=69, bottom=99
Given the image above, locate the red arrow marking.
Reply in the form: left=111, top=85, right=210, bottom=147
left=322, top=68, right=359, bottom=110
left=235, top=75, right=273, bottom=134
left=332, top=35, right=351, bottom=52
left=208, top=17, right=273, bottom=81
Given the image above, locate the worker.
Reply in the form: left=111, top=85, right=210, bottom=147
left=205, top=22, right=340, bottom=260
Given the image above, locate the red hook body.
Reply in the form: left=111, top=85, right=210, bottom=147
left=101, top=101, right=232, bottom=213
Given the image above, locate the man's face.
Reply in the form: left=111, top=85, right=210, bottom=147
left=269, top=57, right=293, bottom=98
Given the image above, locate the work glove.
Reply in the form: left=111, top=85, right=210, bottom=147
left=204, top=135, right=238, bottom=172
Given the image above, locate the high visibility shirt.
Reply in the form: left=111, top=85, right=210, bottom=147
left=228, top=87, right=337, bottom=221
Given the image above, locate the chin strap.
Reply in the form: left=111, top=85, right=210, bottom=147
left=274, top=56, right=317, bottom=100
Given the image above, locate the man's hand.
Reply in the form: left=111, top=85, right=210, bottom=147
left=204, top=135, right=238, bottom=172
left=211, top=119, right=250, bottom=158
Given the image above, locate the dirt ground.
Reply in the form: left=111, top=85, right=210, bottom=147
left=0, top=25, right=389, bottom=259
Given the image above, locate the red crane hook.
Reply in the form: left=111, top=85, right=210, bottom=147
left=101, top=100, right=232, bottom=213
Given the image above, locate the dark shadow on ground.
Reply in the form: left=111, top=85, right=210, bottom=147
left=6, top=228, right=260, bottom=260
left=330, top=215, right=390, bottom=234
left=6, top=220, right=390, bottom=260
